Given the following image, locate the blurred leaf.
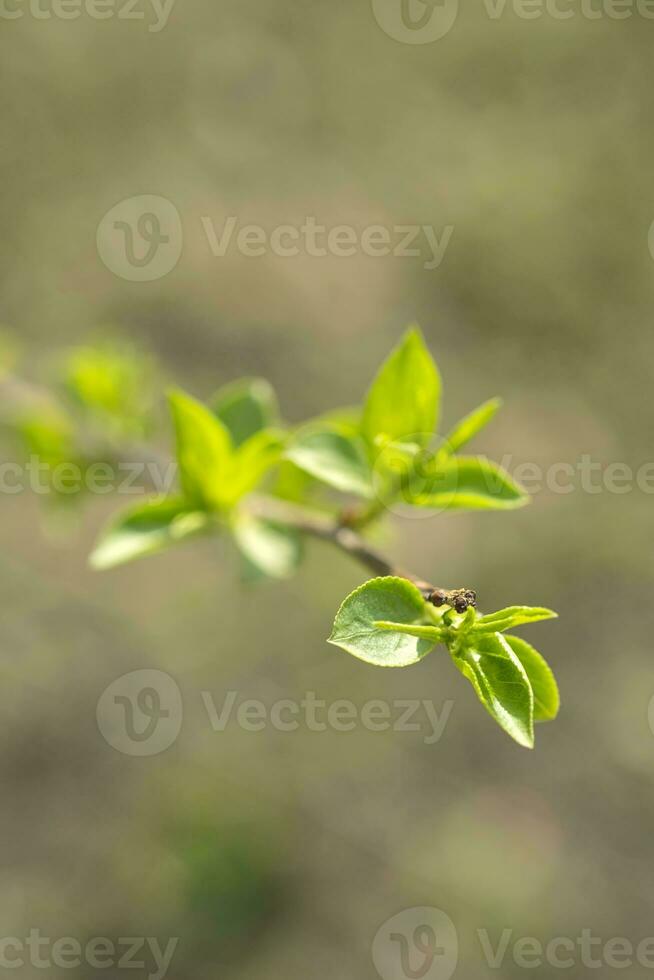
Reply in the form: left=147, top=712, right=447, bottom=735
left=233, top=513, right=302, bottom=580
left=362, top=326, right=440, bottom=449
left=454, top=632, right=534, bottom=748
left=212, top=377, right=279, bottom=448
left=504, top=635, right=559, bottom=722
left=225, top=428, right=285, bottom=505
left=64, top=343, right=154, bottom=436
left=17, top=410, right=76, bottom=466
left=443, top=397, right=502, bottom=454
left=176, top=824, right=279, bottom=943
left=90, top=496, right=210, bottom=570
left=286, top=426, right=373, bottom=498
left=409, top=455, right=529, bottom=510
left=329, top=576, right=435, bottom=666
left=168, top=388, right=233, bottom=510
left=473, top=606, right=557, bottom=634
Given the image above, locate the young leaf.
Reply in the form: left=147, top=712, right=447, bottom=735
left=443, top=397, right=502, bottom=454
left=286, top=426, right=373, bottom=499
left=408, top=455, right=529, bottom=510
left=224, top=429, right=285, bottom=505
left=168, top=389, right=233, bottom=509
left=211, top=377, right=279, bottom=448
left=473, top=606, right=558, bottom=634
left=90, top=497, right=210, bottom=570
left=453, top=632, right=534, bottom=748
left=504, top=635, right=559, bottom=722
left=329, top=576, right=436, bottom=667
left=362, top=327, right=441, bottom=450
left=64, top=342, right=154, bottom=436
left=233, top=513, right=302, bottom=580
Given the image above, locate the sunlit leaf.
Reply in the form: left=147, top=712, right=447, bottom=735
left=362, top=326, right=440, bottom=450
left=212, top=377, right=279, bottom=448
left=454, top=632, right=534, bottom=748
left=329, top=576, right=436, bottom=666
left=90, top=496, right=210, bottom=570
left=443, top=397, right=502, bottom=454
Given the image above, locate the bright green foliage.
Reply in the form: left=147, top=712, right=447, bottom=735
left=169, top=389, right=234, bottom=509
left=168, top=389, right=283, bottom=512
left=329, top=576, right=558, bottom=747
left=328, top=577, right=436, bottom=667
left=361, top=327, right=441, bottom=449
left=284, top=325, right=526, bottom=512
left=286, top=426, right=373, bottom=498
left=473, top=606, right=558, bottom=633
left=2, top=326, right=559, bottom=747
left=211, top=377, right=279, bottom=448
left=232, top=514, right=302, bottom=580
left=503, top=635, right=560, bottom=722
left=63, top=342, right=155, bottom=438
left=454, top=633, right=534, bottom=748
left=408, top=455, right=528, bottom=511
left=442, top=397, right=502, bottom=455
left=91, top=497, right=210, bottom=570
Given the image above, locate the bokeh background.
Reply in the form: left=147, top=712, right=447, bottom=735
left=1, top=1, right=654, bottom=977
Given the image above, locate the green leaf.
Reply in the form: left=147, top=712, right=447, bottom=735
left=473, top=606, right=558, bottom=634
left=328, top=576, right=436, bottom=667
left=362, top=327, right=441, bottom=450
left=408, top=455, right=529, bottom=510
left=443, top=397, right=502, bottom=454
left=453, top=632, right=534, bottom=748
left=168, top=388, right=233, bottom=510
left=233, top=513, right=302, bottom=580
left=286, top=426, right=373, bottom=498
left=224, top=429, right=285, bottom=505
left=64, top=342, right=154, bottom=436
left=211, top=377, right=279, bottom=448
left=504, top=635, right=559, bottom=722
left=90, top=497, right=210, bottom=570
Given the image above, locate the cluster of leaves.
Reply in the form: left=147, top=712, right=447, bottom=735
left=1, top=326, right=559, bottom=747
left=2, top=340, right=156, bottom=504
left=286, top=327, right=527, bottom=513
left=329, top=577, right=558, bottom=749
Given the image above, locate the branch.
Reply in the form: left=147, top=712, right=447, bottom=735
left=249, top=495, right=476, bottom=612
left=0, top=373, right=477, bottom=612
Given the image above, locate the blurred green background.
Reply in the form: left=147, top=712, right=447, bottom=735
left=1, top=1, right=654, bottom=977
